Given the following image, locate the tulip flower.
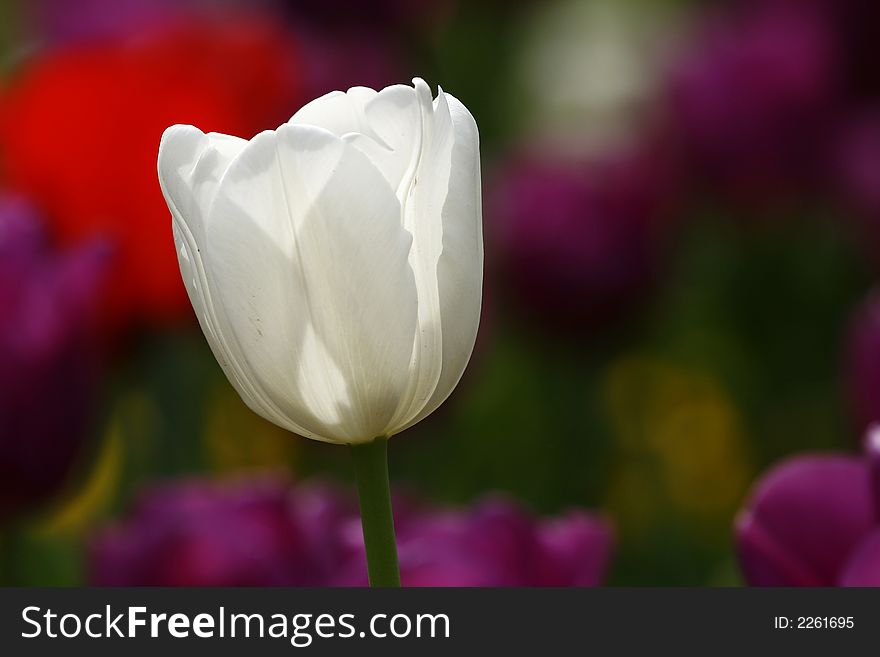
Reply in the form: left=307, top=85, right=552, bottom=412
left=489, top=147, right=676, bottom=331
left=0, top=194, right=107, bottom=522
left=158, top=78, right=483, bottom=585
left=665, top=1, right=837, bottom=205
left=89, top=477, right=614, bottom=587
left=1, top=15, right=303, bottom=328
left=735, top=429, right=880, bottom=586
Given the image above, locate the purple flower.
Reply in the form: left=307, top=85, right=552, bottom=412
left=666, top=2, right=839, bottom=205
left=29, top=0, right=455, bottom=44
left=0, top=194, right=107, bottom=520
left=838, top=530, right=880, bottom=586
left=90, top=476, right=614, bottom=586
left=394, top=498, right=613, bottom=587
left=735, top=431, right=880, bottom=586
left=489, top=148, right=676, bottom=331
left=90, top=479, right=361, bottom=586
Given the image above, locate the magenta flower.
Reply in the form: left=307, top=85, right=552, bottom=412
left=666, top=2, right=839, bottom=205
left=0, top=194, right=107, bottom=520
left=489, top=148, right=675, bottom=331
left=393, top=498, right=612, bottom=587
left=90, top=480, right=359, bottom=586
left=735, top=431, right=880, bottom=586
left=90, top=476, right=614, bottom=586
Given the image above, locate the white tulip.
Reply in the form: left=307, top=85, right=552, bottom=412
left=158, top=78, right=483, bottom=445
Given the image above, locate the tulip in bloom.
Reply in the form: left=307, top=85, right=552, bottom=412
left=389, top=496, right=613, bottom=587
left=0, top=195, right=107, bottom=520
left=490, top=148, right=675, bottom=331
left=666, top=1, right=837, bottom=205
left=1, top=16, right=303, bottom=328
left=158, top=78, right=483, bottom=444
left=736, top=429, right=880, bottom=586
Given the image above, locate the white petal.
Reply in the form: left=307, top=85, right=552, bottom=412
left=205, top=124, right=418, bottom=443
left=158, top=126, right=289, bottom=434
left=396, top=90, right=484, bottom=432
left=291, top=84, right=425, bottom=194
left=288, top=87, right=378, bottom=139
left=158, top=126, right=247, bottom=238
left=346, top=84, right=423, bottom=192
left=383, top=79, right=450, bottom=430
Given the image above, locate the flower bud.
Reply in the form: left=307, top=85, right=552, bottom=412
left=158, top=78, right=483, bottom=444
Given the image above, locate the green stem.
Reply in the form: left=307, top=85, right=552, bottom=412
left=350, top=437, right=400, bottom=587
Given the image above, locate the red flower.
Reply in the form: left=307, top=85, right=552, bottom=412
left=0, top=16, right=303, bottom=329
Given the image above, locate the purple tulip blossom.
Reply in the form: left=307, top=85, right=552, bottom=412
left=391, top=497, right=613, bottom=587
left=0, top=194, right=107, bottom=520
left=666, top=1, right=839, bottom=205
left=489, top=147, right=676, bottom=331
left=90, top=476, right=614, bottom=587
left=735, top=429, right=880, bottom=586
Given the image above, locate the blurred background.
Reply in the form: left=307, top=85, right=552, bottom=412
left=1, top=0, right=880, bottom=586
